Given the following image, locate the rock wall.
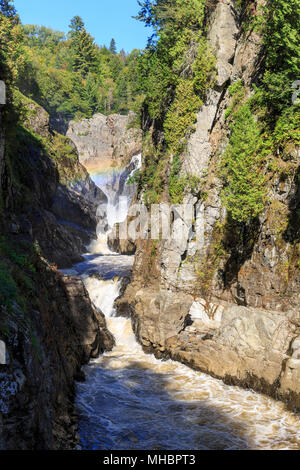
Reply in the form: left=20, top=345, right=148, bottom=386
left=120, top=0, right=300, bottom=410
left=0, top=258, right=114, bottom=449
left=67, top=112, right=142, bottom=171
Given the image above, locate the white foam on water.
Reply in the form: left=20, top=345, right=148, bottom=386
left=88, top=235, right=114, bottom=255
left=90, top=154, right=142, bottom=255
left=83, top=276, right=121, bottom=317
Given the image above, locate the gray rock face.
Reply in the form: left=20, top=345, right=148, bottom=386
left=181, top=90, right=220, bottom=179
left=67, top=112, right=142, bottom=170
left=129, top=287, right=194, bottom=352
left=166, top=302, right=300, bottom=408
left=207, top=0, right=238, bottom=88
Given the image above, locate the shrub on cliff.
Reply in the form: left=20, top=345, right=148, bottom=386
left=221, top=98, right=269, bottom=222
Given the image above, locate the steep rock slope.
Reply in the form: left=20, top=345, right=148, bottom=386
left=119, top=0, right=300, bottom=409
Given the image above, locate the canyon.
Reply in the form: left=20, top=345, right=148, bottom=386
left=0, top=0, right=299, bottom=452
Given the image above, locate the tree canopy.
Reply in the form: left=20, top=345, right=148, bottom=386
left=13, top=15, right=143, bottom=120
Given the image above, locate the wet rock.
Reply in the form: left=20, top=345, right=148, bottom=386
left=208, top=1, right=238, bottom=89
left=107, top=222, right=136, bottom=255
left=130, top=288, right=193, bottom=351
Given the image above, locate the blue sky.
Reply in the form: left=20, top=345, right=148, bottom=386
left=14, top=0, right=152, bottom=52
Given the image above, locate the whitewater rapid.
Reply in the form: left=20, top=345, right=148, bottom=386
left=69, top=157, right=300, bottom=450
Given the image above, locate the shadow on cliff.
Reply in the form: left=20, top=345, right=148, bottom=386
left=76, top=361, right=252, bottom=450
left=283, top=166, right=300, bottom=243
left=221, top=217, right=261, bottom=302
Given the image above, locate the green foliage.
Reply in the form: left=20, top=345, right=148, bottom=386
left=79, top=72, right=99, bottom=117
left=136, top=0, right=213, bottom=124
left=142, top=153, right=166, bottom=205
left=68, top=16, right=98, bottom=76
left=0, top=236, right=38, bottom=321
left=256, top=0, right=300, bottom=116
left=0, top=236, right=34, bottom=270
left=221, top=95, right=269, bottom=222
left=224, top=79, right=245, bottom=120
left=0, top=8, right=24, bottom=124
left=136, top=0, right=216, bottom=201
left=164, top=79, right=201, bottom=154
left=15, top=20, right=142, bottom=120
left=0, top=235, right=44, bottom=359
left=0, top=237, right=26, bottom=267
left=136, top=0, right=206, bottom=33
left=0, top=261, right=18, bottom=312
left=69, top=15, right=85, bottom=34
left=0, top=0, right=17, bottom=19
left=133, top=133, right=166, bottom=205
left=273, top=107, right=300, bottom=147
left=220, top=0, right=300, bottom=223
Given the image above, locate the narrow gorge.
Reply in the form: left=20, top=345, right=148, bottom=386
left=61, top=130, right=300, bottom=450
left=0, top=0, right=299, bottom=453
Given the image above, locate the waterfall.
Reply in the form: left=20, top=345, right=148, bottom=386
left=83, top=276, right=141, bottom=352
left=89, top=154, right=141, bottom=255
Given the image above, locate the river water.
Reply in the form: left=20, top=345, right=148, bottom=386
left=66, top=158, right=300, bottom=451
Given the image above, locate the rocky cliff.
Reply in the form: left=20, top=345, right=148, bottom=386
left=67, top=112, right=142, bottom=172
left=119, top=0, right=300, bottom=410
left=0, top=92, right=114, bottom=449
left=0, top=262, right=114, bottom=449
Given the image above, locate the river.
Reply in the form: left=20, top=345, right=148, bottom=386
left=64, top=157, right=300, bottom=451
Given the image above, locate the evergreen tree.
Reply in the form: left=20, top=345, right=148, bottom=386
left=69, top=15, right=85, bottom=36
left=14, top=12, right=141, bottom=119
left=109, top=38, right=117, bottom=54
left=0, top=0, right=16, bottom=18
left=120, top=49, right=126, bottom=60
left=68, top=16, right=98, bottom=77
left=80, top=72, right=99, bottom=117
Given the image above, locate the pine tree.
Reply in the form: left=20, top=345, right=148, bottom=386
left=69, top=15, right=85, bottom=35
left=109, top=38, right=117, bottom=55
left=0, top=0, right=16, bottom=18
left=69, top=16, right=98, bottom=77
left=80, top=72, right=99, bottom=117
